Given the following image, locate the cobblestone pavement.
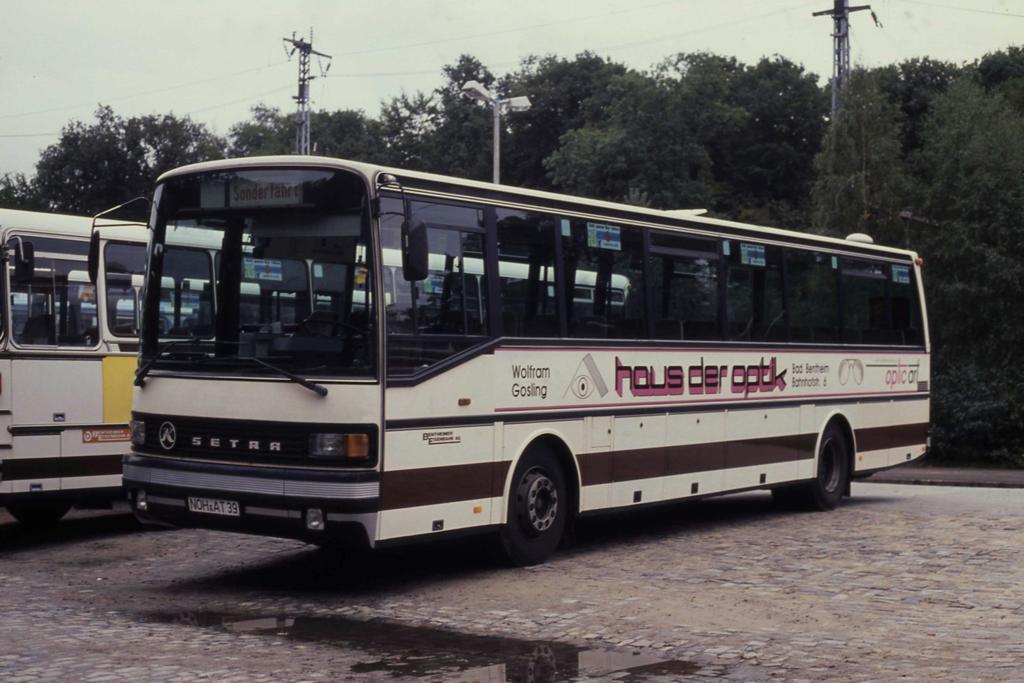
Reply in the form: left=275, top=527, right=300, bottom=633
left=1, top=483, right=1022, bottom=681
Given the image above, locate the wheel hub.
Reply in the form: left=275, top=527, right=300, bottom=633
left=517, top=469, right=558, bottom=535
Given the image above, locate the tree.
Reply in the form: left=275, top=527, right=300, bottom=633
left=544, top=70, right=712, bottom=208
left=916, top=77, right=1024, bottom=465
left=226, top=104, right=293, bottom=157
left=0, top=173, right=43, bottom=211
left=499, top=53, right=629, bottom=190
left=32, top=106, right=225, bottom=215
left=975, top=46, right=1024, bottom=115
left=874, top=57, right=959, bottom=160
left=418, top=54, right=498, bottom=180
left=810, top=69, right=910, bottom=246
left=659, top=53, right=828, bottom=226
left=228, top=105, right=386, bottom=161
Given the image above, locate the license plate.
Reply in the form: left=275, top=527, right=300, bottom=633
left=187, top=496, right=240, bottom=517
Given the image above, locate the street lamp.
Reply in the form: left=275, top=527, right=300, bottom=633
left=461, top=80, right=531, bottom=184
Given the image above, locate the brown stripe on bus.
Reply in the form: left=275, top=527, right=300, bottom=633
left=1, top=454, right=123, bottom=481
left=578, top=433, right=817, bottom=486
left=380, top=461, right=511, bottom=510
left=854, top=422, right=929, bottom=452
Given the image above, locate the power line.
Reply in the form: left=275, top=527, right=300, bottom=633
left=0, top=132, right=58, bottom=138
left=326, top=68, right=445, bottom=79
left=0, top=62, right=291, bottom=121
left=185, top=86, right=295, bottom=116
left=327, top=0, right=688, bottom=58
left=895, top=0, right=1024, bottom=19
left=591, top=1, right=817, bottom=52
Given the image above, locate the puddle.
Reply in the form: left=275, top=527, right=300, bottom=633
left=149, top=610, right=703, bottom=681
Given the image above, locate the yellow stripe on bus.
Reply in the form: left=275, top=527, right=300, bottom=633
left=102, top=356, right=137, bottom=424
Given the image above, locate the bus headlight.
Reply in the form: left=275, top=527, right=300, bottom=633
left=130, top=420, right=146, bottom=447
left=308, top=433, right=370, bottom=461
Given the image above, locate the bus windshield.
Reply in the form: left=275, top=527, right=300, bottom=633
left=142, top=168, right=375, bottom=378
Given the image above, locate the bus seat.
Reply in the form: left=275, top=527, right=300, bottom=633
left=21, top=311, right=54, bottom=344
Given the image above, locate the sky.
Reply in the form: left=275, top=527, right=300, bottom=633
left=1, top=0, right=1022, bottom=176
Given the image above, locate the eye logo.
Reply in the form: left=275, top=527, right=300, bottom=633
left=838, top=359, right=864, bottom=386
left=158, top=422, right=177, bottom=450
left=566, top=353, right=609, bottom=399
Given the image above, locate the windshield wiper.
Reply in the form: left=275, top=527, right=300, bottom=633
left=235, top=356, right=328, bottom=397
left=135, top=337, right=206, bottom=387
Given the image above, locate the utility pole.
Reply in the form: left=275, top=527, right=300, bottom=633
left=283, top=30, right=332, bottom=155
left=813, top=0, right=881, bottom=119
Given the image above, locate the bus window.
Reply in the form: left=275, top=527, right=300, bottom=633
left=382, top=198, right=489, bottom=374
left=239, top=255, right=310, bottom=328
left=786, top=250, right=839, bottom=343
left=649, top=232, right=720, bottom=340
left=104, top=242, right=147, bottom=336
left=841, top=258, right=890, bottom=344
left=416, top=229, right=487, bottom=335
left=496, top=210, right=559, bottom=337
left=8, top=240, right=97, bottom=347
left=726, top=241, right=785, bottom=342
left=562, top=219, right=645, bottom=339
left=890, top=263, right=923, bottom=345
left=159, top=248, right=213, bottom=337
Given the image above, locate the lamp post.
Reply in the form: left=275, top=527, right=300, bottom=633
left=461, top=80, right=531, bottom=184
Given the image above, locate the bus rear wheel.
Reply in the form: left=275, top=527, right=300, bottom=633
left=496, top=447, right=568, bottom=566
left=774, top=424, right=850, bottom=511
left=6, top=501, right=72, bottom=527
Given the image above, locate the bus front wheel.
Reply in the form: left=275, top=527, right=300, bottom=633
left=496, top=447, right=568, bottom=566
left=6, top=501, right=72, bottom=527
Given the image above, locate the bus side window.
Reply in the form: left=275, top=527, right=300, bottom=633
left=889, top=264, right=922, bottom=345
left=649, top=232, right=720, bottom=341
left=841, top=258, right=890, bottom=344
left=785, top=250, right=839, bottom=343
left=381, top=197, right=489, bottom=375
left=104, top=242, right=147, bottom=337
left=8, top=240, right=97, bottom=347
left=562, top=220, right=645, bottom=339
left=496, top=210, right=559, bottom=338
left=725, top=242, right=784, bottom=342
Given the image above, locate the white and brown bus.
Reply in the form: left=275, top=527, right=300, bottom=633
left=0, top=209, right=149, bottom=526
left=123, top=157, right=929, bottom=564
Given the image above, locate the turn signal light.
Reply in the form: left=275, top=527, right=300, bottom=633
left=342, top=434, right=370, bottom=460
left=308, top=432, right=371, bottom=460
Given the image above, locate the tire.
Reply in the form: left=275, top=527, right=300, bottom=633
left=772, top=424, right=850, bottom=511
left=6, top=500, right=72, bottom=527
left=495, top=447, right=568, bottom=566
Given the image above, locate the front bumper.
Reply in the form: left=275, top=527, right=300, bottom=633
left=122, top=453, right=379, bottom=545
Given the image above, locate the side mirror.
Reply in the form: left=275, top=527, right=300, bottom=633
left=87, top=231, right=100, bottom=284
left=401, top=221, right=429, bottom=282
left=13, top=240, right=34, bottom=284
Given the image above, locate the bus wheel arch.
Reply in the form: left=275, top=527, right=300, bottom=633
left=773, top=413, right=854, bottom=510
left=817, top=412, right=855, bottom=498
left=496, top=434, right=578, bottom=566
